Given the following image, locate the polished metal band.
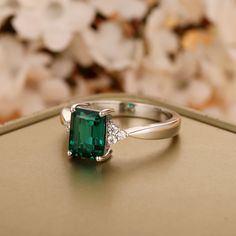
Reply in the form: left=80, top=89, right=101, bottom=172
left=61, top=100, right=181, bottom=140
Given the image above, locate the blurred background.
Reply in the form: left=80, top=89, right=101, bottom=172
left=0, top=0, right=236, bottom=124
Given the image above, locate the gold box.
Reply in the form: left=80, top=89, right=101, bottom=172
left=0, top=94, right=236, bottom=236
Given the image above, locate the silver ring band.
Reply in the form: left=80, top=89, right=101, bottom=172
left=87, top=100, right=180, bottom=139
left=61, top=99, right=181, bottom=162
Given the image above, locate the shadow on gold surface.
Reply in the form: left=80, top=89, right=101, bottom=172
left=63, top=136, right=180, bottom=198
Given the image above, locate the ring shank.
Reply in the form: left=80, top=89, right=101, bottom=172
left=87, top=100, right=181, bottom=140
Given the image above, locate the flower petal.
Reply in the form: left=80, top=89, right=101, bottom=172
left=13, top=10, right=42, bottom=40
left=39, top=79, right=70, bottom=103
left=90, top=0, right=147, bottom=20
left=43, top=29, right=73, bottom=51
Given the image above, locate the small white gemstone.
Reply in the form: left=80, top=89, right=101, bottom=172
left=111, top=125, right=119, bottom=134
left=65, top=122, right=70, bottom=132
left=107, top=135, right=118, bottom=145
left=117, top=130, right=127, bottom=140
left=106, top=120, right=127, bottom=145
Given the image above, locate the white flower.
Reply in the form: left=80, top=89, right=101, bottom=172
left=74, top=76, right=91, bottom=96
left=84, top=22, right=143, bottom=71
left=66, top=34, right=93, bottom=66
left=74, top=74, right=111, bottom=95
left=0, top=35, right=49, bottom=97
left=144, top=29, right=178, bottom=72
left=206, top=0, right=236, bottom=71
left=50, top=55, right=74, bottom=79
left=90, top=0, right=148, bottom=20
left=186, top=80, right=213, bottom=108
left=39, top=79, right=70, bottom=104
left=13, top=0, right=95, bottom=51
left=173, top=50, right=198, bottom=80
left=19, top=90, right=45, bottom=116
left=204, top=106, right=224, bottom=120
left=205, top=0, right=236, bottom=46
left=0, top=35, right=52, bottom=116
left=0, top=0, right=19, bottom=28
left=160, top=0, right=204, bottom=24
left=144, top=0, right=205, bottom=72
left=124, top=68, right=177, bottom=98
left=144, top=8, right=179, bottom=72
left=122, top=69, right=139, bottom=94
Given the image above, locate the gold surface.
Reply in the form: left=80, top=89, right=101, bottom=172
left=0, top=95, right=236, bottom=236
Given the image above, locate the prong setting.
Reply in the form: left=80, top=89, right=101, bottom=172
left=67, top=150, right=72, bottom=157
left=96, top=149, right=112, bottom=162
left=70, top=103, right=90, bottom=113
left=99, top=108, right=115, bottom=117
left=60, top=108, right=71, bottom=130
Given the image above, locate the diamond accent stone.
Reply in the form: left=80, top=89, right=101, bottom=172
left=107, top=121, right=128, bottom=145
left=65, top=122, right=70, bottom=132
left=107, top=135, right=118, bottom=145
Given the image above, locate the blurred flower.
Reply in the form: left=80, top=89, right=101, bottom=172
left=206, top=0, right=236, bottom=79
left=90, top=0, right=148, bottom=20
left=19, top=90, right=45, bottom=116
left=0, top=35, right=51, bottom=116
left=74, top=74, right=112, bottom=96
left=0, top=0, right=19, bottom=28
left=205, top=0, right=236, bottom=46
left=66, top=34, right=93, bottom=66
left=13, top=0, right=95, bottom=51
left=143, top=7, right=179, bottom=72
left=38, top=79, right=70, bottom=104
left=186, top=79, right=213, bottom=109
left=84, top=22, right=143, bottom=70
left=0, top=0, right=235, bottom=124
left=50, top=54, right=74, bottom=79
left=161, top=0, right=204, bottom=24
left=203, top=106, right=224, bottom=120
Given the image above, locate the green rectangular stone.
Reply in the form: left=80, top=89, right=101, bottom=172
left=69, top=107, right=107, bottom=159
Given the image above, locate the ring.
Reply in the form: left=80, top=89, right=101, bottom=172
left=60, top=100, right=181, bottom=162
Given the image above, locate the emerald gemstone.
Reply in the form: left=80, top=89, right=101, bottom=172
left=69, top=107, right=107, bottom=160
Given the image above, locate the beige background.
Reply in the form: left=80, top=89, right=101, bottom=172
left=0, top=95, right=236, bottom=236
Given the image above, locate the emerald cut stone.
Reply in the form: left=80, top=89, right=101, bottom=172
left=69, top=107, right=107, bottom=159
